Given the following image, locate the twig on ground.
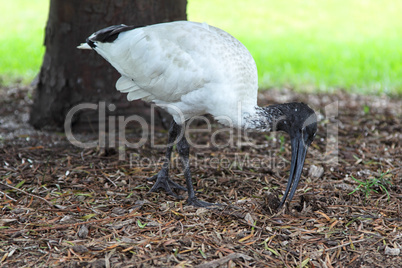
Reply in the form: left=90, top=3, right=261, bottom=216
left=318, top=239, right=367, bottom=252
left=194, top=253, right=253, bottom=268
left=0, top=190, right=17, bottom=202
left=0, top=181, right=53, bottom=207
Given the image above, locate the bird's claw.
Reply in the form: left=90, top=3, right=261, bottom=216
left=148, top=171, right=187, bottom=199
left=186, top=197, right=217, bottom=208
left=149, top=180, right=183, bottom=199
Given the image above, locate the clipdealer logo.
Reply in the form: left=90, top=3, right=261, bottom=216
left=63, top=101, right=339, bottom=167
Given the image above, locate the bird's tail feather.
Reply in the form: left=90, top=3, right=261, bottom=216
left=77, top=43, right=92, bottom=50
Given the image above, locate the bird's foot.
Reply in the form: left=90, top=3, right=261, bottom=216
left=148, top=171, right=186, bottom=199
left=186, top=197, right=217, bottom=208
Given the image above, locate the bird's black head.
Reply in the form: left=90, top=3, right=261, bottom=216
left=274, top=102, right=317, bottom=209
left=276, top=102, right=317, bottom=145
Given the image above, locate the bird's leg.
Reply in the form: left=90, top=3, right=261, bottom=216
left=148, top=120, right=187, bottom=198
left=176, top=127, right=213, bottom=207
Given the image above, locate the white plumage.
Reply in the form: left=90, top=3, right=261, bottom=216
left=79, top=21, right=317, bottom=209
left=80, top=21, right=258, bottom=127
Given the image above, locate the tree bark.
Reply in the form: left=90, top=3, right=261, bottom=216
left=30, top=0, right=187, bottom=131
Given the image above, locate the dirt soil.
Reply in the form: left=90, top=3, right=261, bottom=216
left=0, top=86, right=401, bottom=267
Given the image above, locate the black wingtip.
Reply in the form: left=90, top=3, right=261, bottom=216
left=90, top=24, right=144, bottom=44
left=86, top=37, right=96, bottom=48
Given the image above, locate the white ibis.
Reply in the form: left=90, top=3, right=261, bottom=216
left=78, top=21, right=317, bottom=209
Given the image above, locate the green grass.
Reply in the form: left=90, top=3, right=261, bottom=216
left=188, top=0, right=402, bottom=95
left=1, top=0, right=401, bottom=95
left=0, top=0, right=49, bottom=85
left=348, top=171, right=392, bottom=201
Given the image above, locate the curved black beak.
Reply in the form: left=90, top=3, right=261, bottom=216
left=278, top=136, right=309, bottom=209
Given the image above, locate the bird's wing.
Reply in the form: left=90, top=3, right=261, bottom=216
left=99, top=22, right=212, bottom=103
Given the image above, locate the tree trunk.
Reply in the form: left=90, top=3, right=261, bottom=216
left=30, top=0, right=187, bottom=131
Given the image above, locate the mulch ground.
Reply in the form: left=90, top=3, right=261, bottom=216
left=0, top=85, right=401, bottom=267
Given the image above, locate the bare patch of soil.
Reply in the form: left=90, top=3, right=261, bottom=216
left=0, top=86, right=401, bottom=267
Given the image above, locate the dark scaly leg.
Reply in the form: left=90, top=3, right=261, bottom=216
left=176, top=124, right=214, bottom=207
left=148, top=120, right=186, bottom=198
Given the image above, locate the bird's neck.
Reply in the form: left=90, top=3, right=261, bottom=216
left=242, top=105, right=285, bottom=132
